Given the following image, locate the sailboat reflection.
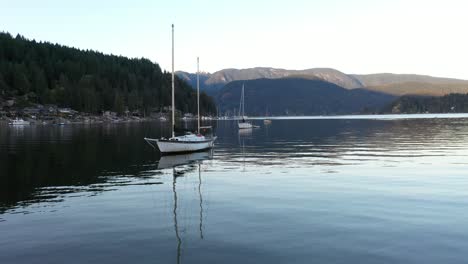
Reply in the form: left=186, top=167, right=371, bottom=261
left=157, top=151, right=212, bottom=264
left=157, top=151, right=212, bottom=169
left=238, top=128, right=250, bottom=172
left=238, top=127, right=253, bottom=137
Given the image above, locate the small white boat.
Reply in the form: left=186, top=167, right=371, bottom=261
left=144, top=25, right=216, bottom=154
left=264, top=119, right=272, bottom=125
left=9, top=118, right=30, bottom=125
left=159, top=116, right=168, bottom=121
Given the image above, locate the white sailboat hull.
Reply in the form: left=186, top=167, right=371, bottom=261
left=9, top=122, right=30, bottom=125
left=145, top=137, right=217, bottom=154
left=238, top=122, right=254, bottom=129
left=158, top=140, right=215, bottom=153
left=9, top=119, right=30, bottom=125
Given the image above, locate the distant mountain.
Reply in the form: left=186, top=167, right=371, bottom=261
left=176, top=67, right=468, bottom=116
left=352, top=73, right=468, bottom=87
left=217, top=78, right=395, bottom=116
left=361, top=82, right=468, bottom=96
left=176, top=71, right=215, bottom=94
left=176, top=67, right=364, bottom=95
left=207, top=67, right=363, bottom=89
left=352, top=73, right=468, bottom=96
left=178, top=68, right=468, bottom=97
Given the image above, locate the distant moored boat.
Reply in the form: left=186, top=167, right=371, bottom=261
left=238, top=84, right=257, bottom=129
left=9, top=118, right=30, bottom=126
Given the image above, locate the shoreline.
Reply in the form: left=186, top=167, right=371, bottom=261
left=247, top=113, right=468, bottom=120
left=0, top=114, right=171, bottom=126
left=4, top=112, right=468, bottom=126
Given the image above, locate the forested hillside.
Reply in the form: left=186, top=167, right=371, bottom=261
left=0, top=32, right=216, bottom=115
left=217, top=78, right=395, bottom=115
left=383, top=94, right=468, bottom=114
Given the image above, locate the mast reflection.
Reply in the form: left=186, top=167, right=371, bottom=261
left=172, top=171, right=182, bottom=264
left=158, top=150, right=212, bottom=264
left=198, top=164, right=204, bottom=240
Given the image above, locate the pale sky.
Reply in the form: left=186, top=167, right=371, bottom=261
left=2, top=0, right=468, bottom=79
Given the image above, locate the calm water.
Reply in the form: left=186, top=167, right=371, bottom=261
left=1, top=117, right=468, bottom=264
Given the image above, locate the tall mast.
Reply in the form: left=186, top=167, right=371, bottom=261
left=238, top=85, right=242, bottom=118
left=197, top=57, right=200, bottom=134
left=171, top=24, right=175, bottom=138
left=239, top=84, right=244, bottom=119
left=241, top=84, right=245, bottom=117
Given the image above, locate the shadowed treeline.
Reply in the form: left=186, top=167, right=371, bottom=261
left=0, top=32, right=216, bottom=115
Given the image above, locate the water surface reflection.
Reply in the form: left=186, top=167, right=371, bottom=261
left=162, top=151, right=212, bottom=264
left=1, top=118, right=468, bottom=264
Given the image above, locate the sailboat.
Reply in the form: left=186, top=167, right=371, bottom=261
left=144, top=25, right=217, bottom=154
left=237, top=84, right=256, bottom=129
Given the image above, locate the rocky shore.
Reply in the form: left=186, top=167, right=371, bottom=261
left=0, top=104, right=219, bottom=125
left=0, top=104, right=169, bottom=125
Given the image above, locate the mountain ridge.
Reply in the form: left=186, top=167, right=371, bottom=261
left=216, top=78, right=395, bottom=116
left=177, top=67, right=468, bottom=97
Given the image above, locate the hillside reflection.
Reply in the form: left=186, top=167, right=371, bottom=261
left=0, top=123, right=167, bottom=213
left=1, top=118, right=468, bottom=215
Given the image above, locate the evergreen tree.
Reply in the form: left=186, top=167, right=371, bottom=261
left=113, top=92, right=125, bottom=114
